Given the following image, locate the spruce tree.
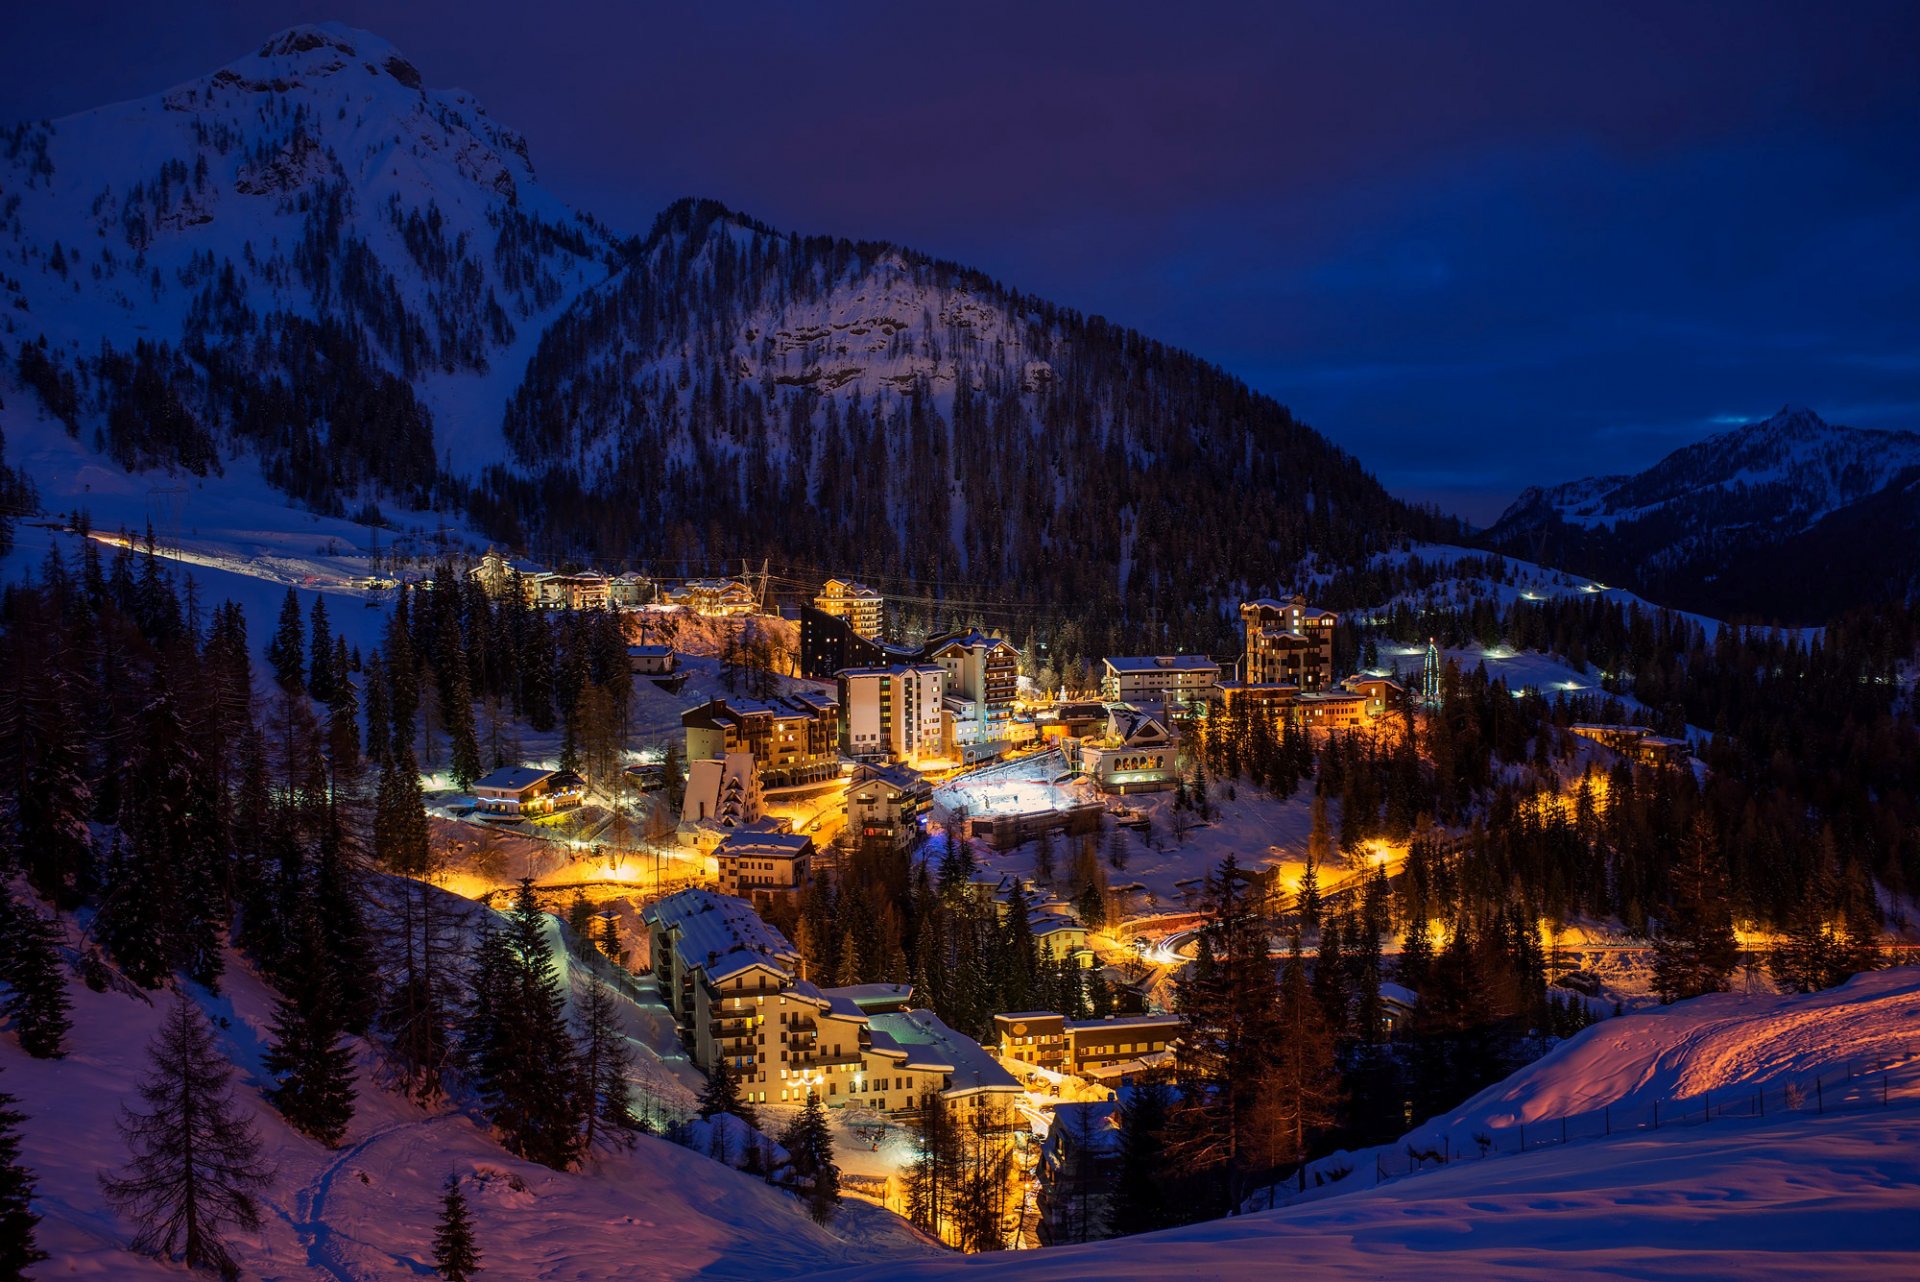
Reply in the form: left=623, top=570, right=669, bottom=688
left=263, top=900, right=358, bottom=1147
left=267, top=588, right=306, bottom=694
left=0, top=888, right=72, bottom=1058
left=307, top=595, right=335, bottom=703
left=576, top=976, right=637, bottom=1150
left=697, top=1056, right=752, bottom=1126
left=459, top=881, right=583, bottom=1169
left=1653, top=813, right=1739, bottom=1004
left=1110, top=1077, right=1175, bottom=1235
left=780, top=1092, right=841, bottom=1225
left=1270, top=932, right=1341, bottom=1186
left=15, top=671, right=95, bottom=908
left=101, top=994, right=273, bottom=1280
left=431, top=1172, right=481, bottom=1281
left=0, top=1075, right=45, bottom=1279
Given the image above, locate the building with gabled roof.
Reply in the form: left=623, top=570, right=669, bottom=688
left=1072, top=706, right=1177, bottom=793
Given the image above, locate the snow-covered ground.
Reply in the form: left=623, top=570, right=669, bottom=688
left=809, top=969, right=1920, bottom=1282
left=0, top=888, right=941, bottom=1280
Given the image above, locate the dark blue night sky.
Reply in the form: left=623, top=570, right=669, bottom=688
left=5, top=1, right=1915, bottom=523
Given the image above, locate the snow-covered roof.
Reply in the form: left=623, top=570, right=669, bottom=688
left=1103, top=654, right=1221, bottom=674
left=1065, top=1012, right=1184, bottom=1034
left=472, top=765, right=555, bottom=793
left=822, top=983, right=914, bottom=1013
left=714, top=830, right=812, bottom=859
left=643, top=889, right=799, bottom=984
left=627, top=643, right=673, bottom=657
left=866, top=1009, right=1020, bottom=1096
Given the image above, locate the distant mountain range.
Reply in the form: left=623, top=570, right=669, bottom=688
left=1485, top=406, right=1920, bottom=623
left=0, top=22, right=1452, bottom=652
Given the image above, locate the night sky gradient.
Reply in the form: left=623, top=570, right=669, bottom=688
left=4, top=1, right=1915, bottom=523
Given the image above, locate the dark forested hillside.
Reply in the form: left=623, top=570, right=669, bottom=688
left=481, top=198, right=1456, bottom=651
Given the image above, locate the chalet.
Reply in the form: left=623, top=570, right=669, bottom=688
left=664, top=578, right=758, bottom=617
left=1570, top=723, right=1690, bottom=767
left=994, top=1009, right=1183, bottom=1078
left=626, top=643, right=677, bottom=676
left=471, top=765, right=586, bottom=818
left=1342, top=674, right=1404, bottom=718
left=1037, top=1097, right=1125, bottom=1246
left=1292, top=688, right=1369, bottom=730
left=1072, top=707, right=1177, bottom=793
left=608, top=572, right=652, bottom=607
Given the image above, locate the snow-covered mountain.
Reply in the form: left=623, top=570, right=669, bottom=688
left=1486, top=407, right=1920, bottom=622
left=1, top=24, right=1451, bottom=649
left=0, top=23, right=616, bottom=513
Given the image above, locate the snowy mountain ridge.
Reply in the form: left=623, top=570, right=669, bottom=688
left=0, top=22, right=617, bottom=506
left=1486, top=406, right=1920, bottom=621
left=1497, top=406, right=1920, bottom=536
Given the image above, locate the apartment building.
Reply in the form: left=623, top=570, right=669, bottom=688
left=813, top=578, right=885, bottom=640
left=681, top=694, right=842, bottom=789
left=1241, top=595, right=1338, bottom=690
left=922, top=630, right=1019, bottom=747
left=993, top=1010, right=1184, bottom=1078
left=839, top=664, right=947, bottom=766
left=644, top=890, right=1020, bottom=1113
left=845, top=762, right=932, bottom=854
left=1292, top=688, right=1370, bottom=731
left=1099, top=654, right=1222, bottom=710
left=715, top=828, right=814, bottom=905
left=681, top=751, right=764, bottom=828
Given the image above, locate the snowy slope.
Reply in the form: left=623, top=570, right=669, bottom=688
left=0, top=22, right=615, bottom=502
left=0, top=891, right=939, bottom=1280
left=809, top=970, right=1920, bottom=1282
left=809, top=1107, right=1920, bottom=1282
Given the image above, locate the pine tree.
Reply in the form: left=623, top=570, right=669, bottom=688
left=445, top=642, right=482, bottom=791
left=780, top=1092, right=841, bottom=1225
left=1652, top=813, right=1739, bottom=1004
left=308, top=595, right=335, bottom=703
left=459, top=881, right=583, bottom=1169
left=697, top=1056, right=753, bottom=1127
left=576, top=976, right=637, bottom=1151
left=431, top=1172, right=482, bottom=1281
left=263, top=900, right=358, bottom=1147
left=1398, top=911, right=1435, bottom=992
left=374, top=752, right=432, bottom=875
left=0, top=1075, right=45, bottom=1279
left=597, top=912, right=621, bottom=965
left=101, top=994, right=273, bottom=1280
left=267, top=588, right=306, bottom=694
left=1110, top=1076, right=1176, bottom=1235
left=1269, top=932, right=1341, bottom=1186
left=1033, top=826, right=1056, bottom=885
left=0, top=888, right=72, bottom=1058
left=15, top=670, right=95, bottom=908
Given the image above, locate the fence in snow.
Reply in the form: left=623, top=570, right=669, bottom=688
left=1363, top=1046, right=1920, bottom=1187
